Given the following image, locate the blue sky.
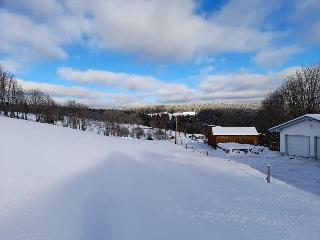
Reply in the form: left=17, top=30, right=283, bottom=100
left=1, top=0, right=319, bottom=107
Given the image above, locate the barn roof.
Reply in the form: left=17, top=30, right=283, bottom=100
left=269, top=114, right=320, bottom=132
left=212, top=126, right=259, bottom=136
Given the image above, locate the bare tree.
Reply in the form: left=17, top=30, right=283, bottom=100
left=0, top=65, right=10, bottom=115
left=260, top=64, right=320, bottom=131
left=27, top=89, right=45, bottom=122
left=258, top=64, right=320, bottom=149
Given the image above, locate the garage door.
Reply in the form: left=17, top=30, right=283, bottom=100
left=286, top=135, right=310, bottom=158
left=317, top=137, right=320, bottom=159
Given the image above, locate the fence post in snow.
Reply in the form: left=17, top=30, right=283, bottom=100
left=206, top=151, right=208, bottom=156
left=266, top=165, right=271, bottom=183
left=175, top=116, right=178, bottom=144
left=185, top=143, right=187, bottom=149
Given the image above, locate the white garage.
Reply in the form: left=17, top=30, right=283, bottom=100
left=286, top=135, right=310, bottom=157
left=317, top=137, right=320, bottom=159
left=269, top=114, right=320, bottom=159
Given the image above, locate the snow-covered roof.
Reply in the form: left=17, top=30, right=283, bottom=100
left=171, top=111, right=196, bottom=117
left=269, top=114, right=320, bottom=132
left=305, top=114, right=320, bottom=121
left=212, top=126, right=259, bottom=136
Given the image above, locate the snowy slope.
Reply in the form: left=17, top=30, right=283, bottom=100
left=1, top=116, right=320, bottom=240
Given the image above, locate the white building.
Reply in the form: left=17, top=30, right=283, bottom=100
left=269, top=114, right=320, bottom=159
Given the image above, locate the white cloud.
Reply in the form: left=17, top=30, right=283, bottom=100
left=56, top=66, right=299, bottom=105
left=17, top=79, right=105, bottom=100
left=304, top=21, right=320, bottom=44
left=146, top=83, right=197, bottom=103
left=85, top=0, right=278, bottom=61
left=57, top=67, right=163, bottom=90
left=0, top=59, right=23, bottom=72
left=2, top=0, right=64, bottom=22
left=199, top=66, right=214, bottom=75
left=289, top=0, right=320, bottom=44
left=198, top=67, right=298, bottom=101
left=14, top=65, right=300, bottom=107
left=0, top=11, right=68, bottom=63
left=214, top=0, right=280, bottom=28
left=0, top=0, right=286, bottom=65
left=254, top=45, right=302, bottom=67
left=195, top=56, right=215, bottom=65
left=57, top=67, right=200, bottom=104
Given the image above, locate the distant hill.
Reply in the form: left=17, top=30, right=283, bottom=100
left=125, top=102, right=261, bottom=114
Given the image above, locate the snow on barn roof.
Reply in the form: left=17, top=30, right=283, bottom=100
left=269, top=114, right=320, bottom=132
left=212, top=126, right=259, bottom=136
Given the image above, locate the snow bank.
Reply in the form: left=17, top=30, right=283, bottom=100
left=218, top=143, right=267, bottom=154
left=1, top=116, right=320, bottom=240
left=218, top=143, right=256, bottom=150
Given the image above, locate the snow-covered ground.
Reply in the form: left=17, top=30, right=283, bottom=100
left=177, top=138, right=320, bottom=196
left=1, top=116, right=320, bottom=240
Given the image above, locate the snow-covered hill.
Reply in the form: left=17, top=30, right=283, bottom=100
left=1, top=116, right=319, bottom=240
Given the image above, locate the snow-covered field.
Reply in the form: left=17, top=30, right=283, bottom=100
left=1, top=116, right=320, bottom=240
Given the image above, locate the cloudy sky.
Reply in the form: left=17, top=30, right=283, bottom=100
left=1, top=0, right=320, bottom=107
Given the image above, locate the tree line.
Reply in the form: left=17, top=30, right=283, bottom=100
left=0, top=65, right=57, bottom=122
left=1, top=63, right=319, bottom=149
left=258, top=64, right=320, bottom=131
left=256, top=64, right=320, bottom=149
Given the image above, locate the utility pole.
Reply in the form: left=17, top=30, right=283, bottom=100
left=175, top=116, right=178, bottom=144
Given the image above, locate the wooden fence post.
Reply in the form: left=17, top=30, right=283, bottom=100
left=266, top=165, right=271, bottom=183
left=185, top=143, right=187, bottom=149
left=206, top=151, right=208, bottom=156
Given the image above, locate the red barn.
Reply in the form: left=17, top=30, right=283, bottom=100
left=207, top=126, right=259, bottom=147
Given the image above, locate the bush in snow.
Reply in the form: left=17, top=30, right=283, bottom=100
left=131, top=127, right=145, bottom=139
left=154, top=129, right=165, bottom=140
left=117, top=126, right=130, bottom=137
